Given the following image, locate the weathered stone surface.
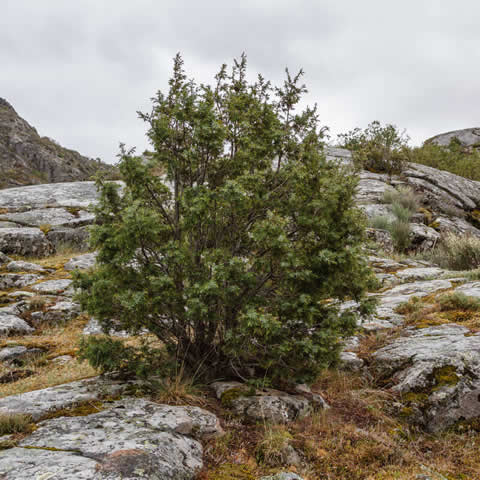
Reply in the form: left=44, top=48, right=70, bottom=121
left=0, top=207, right=94, bottom=228
left=395, top=267, right=444, bottom=282
left=0, top=398, right=222, bottom=479
left=82, top=317, right=130, bottom=337
left=434, top=215, right=480, bottom=237
left=0, top=345, right=27, bottom=362
left=0, top=376, right=127, bottom=420
left=0, top=313, right=33, bottom=336
left=366, top=228, right=394, bottom=254
left=46, top=226, right=90, bottom=251
left=340, top=351, right=364, bottom=371
left=0, top=252, right=11, bottom=264
left=427, top=128, right=480, bottom=148
left=0, top=227, right=53, bottom=256
left=5, top=260, right=46, bottom=273
left=373, top=324, right=480, bottom=432
left=0, top=273, right=41, bottom=290
left=0, top=181, right=122, bottom=211
left=31, top=300, right=81, bottom=325
left=0, top=448, right=98, bottom=480
left=360, top=203, right=394, bottom=220
left=30, top=279, right=72, bottom=294
left=455, top=282, right=480, bottom=298
left=64, top=251, right=98, bottom=271
left=356, top=173, right=389, bottom=203
left=211, top=381, right=326, bottom=423
left=409, top=223, right=440, bottom=250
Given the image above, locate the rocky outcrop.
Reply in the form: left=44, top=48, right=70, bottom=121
left=426, top=128, right=480, bottom=149
left=0, top=97, right=117, bottom=189
left=0, top=181, right=122, bottom=256
left=0, top=397, right=222, bottom=480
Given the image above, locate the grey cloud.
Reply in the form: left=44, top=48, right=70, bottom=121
left=1, top=0, right=479, bottom=163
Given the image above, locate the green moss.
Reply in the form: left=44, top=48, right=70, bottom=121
left=433, top=366, right=459, bottom=388
left=220, top=387, right=253, bottom=408
left=39, top=401, right=104, bottom=421
left=208, top=463, right=256, bottom=480
left=402, top=392, right=429, bottom=404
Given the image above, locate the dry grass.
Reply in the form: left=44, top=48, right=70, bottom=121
left=0, top=315, right=96, bottom=397
left=0, top=413, right=33, bottom=435
left=199, top=369, right=480, bottom=479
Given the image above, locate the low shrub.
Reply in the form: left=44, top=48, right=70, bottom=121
left=338, top=121, right=410, bottom=175
left=0, top=413, right=32, bottom=435
left=437, top=292, right=480, bottom=312
left=383, top=186, right=420, bottom=213
left=432, top=233, right=480, bottom=270
left=389, top=219, right=411, bottom=252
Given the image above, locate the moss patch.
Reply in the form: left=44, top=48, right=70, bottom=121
left=207, top=463, right=256, bottom=480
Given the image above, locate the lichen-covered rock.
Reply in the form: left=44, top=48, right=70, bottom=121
left=427, top=128, right=480, bottom=148
left=64, top=251, right=98, bottom=271
left=409, top=223, right=440, bottom=250
left=373, top=324, right=480, bottom=432
left=0, top=227, right=53, bottom=256
left=46, top=226, right=90, bottom=251
left=395, top=267, right=444, bottom=282
left=340, top=351, right=365, bottom=371
left=0, top=345, right=43, bottom=363
left=31, top=300, right=81, bottom=325
left=0, top=252, right=11, bottom=264
left=455, top=282, right=480, bottom=298
left=0, top=273, right=41, bottom=290
left=366, top=228, right=394, bottom=254
left=0, top=207, right=94, bottom=228
left=260, top=474, right=305, bottom=480
left=30, top=279, right=72, bottom=295
left=0, top=398, right=221, bottom=479
left=5, top=260, right=46, bottom=273
left=211, top=381, right=327, bottom=424
left=0, top=312, right=34, bottom=336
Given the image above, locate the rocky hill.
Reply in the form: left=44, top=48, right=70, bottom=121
left=0, top=98, right=117, bottom=189
left=426, top=127, right=480, bottom=149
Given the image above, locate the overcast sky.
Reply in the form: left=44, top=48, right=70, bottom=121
left=1, top=1, right=479, bottom=164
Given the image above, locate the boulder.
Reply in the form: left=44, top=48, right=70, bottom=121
left=5, top=260, right=46, bottom=273
left=0, top=207, right=94, bottom=228
left=0, top=227, right=53, bottom=257
left=409, top=223, right=440, bottom=250
left=0, top=345, right=43, bottom=364
left=64, top=251, right=98, bottom=271
left=0, top=313, right=34, bottom=336
left=427, top=128, right=480, bottom=148
left=0, top=252, right=11, bottom=264
left=211, top=381, right=327, bottom=424
left=0, top=273, right=41, bottom=290
left=30, top=279, right=72, bottom=295
left=0, top=376, right=127, bottom=420
left=0, top=398, right=221, bottom=480
left=373, top=324, right=480, bottom=432
left=395, top=267, right=444, bottom=282
left=46, top=226, right=90, bottom=251
left=340, top=351, right=365, bottom=371
left=261, top=474, right=305, bottom=480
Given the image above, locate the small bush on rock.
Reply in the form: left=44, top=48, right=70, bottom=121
left=338, top=121, right=410, bottom=175
left=75, top=54, right=375, bottom=384
left=432, top=233, right=480, bottom=270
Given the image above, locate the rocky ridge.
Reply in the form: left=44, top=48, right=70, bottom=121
left=0, top=98, right=117, bottom=189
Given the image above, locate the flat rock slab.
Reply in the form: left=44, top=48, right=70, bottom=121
left=373, top=324, right=480, bottom=432
left=455, top=282, right=480, bottom=298
left=0, top=398, right=221, bottom=480
left=395, top=267, right=444, bottom=282
left=0, top=181, right=122, bottom=211
left=64, top=252, right=98, bottom=271
left=0, top=273, right=41, bottom=290
left=0, top=227, right=52, bottom=257
left=0, top=376, right=126, bottom=420
left=0, top=313, right=34, bottom=336
left=30, top=279, right=73, bottom=294
left=0, top=207, right=94, bottom=228
left=5, top=260, right=46, bottom=273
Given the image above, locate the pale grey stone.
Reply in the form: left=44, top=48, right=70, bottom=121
left=261, top=474, right=305, bottom=480
left=373, top=324, right=480, bottom=432
left=0, top=313, right=33, bottom=336
left=0, top=207, right=94, bottom=228
left=0, top=376, right=127, bottom=420
left=0, top=252, right=11, bottom=264
left=0, top=181, right=123, bottom=211
left=340, top=351, right=364, bottom=371
left=455, top=282, right=480, bottom=298
left=0, top=273, right=41, bottom=290
left=409, top=223, right=440, bottom=250
left=6, top=260, right=46, bottom=273
left=82, top=317, right=130, bottom=337
left=30, top=279, right=72, bottom=294
left=64, top=251, right=98, bottom=271
left=434, top=216, right=480, bottom=237
left=50, top=354, right=74, bottom=364
left=0, top=345, right=27, bottom=362
left=395, top=267, right=444, bottom=282
left=46, top=226, right=90, bottom=251
left=0, top=227, right=53, bottom=257
left=427, top=128, right=480, bottom=148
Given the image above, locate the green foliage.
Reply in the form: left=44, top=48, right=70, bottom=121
left=437, top=292, right=480, bottom=312
left=432, top=233, right=480, bottom=270
left=410, top=140, right=480, bottom=181
left=0, top=413, right=32, bottom=435
left=75, top=54, right=374, bottom=384
left=370, top=185, right=419, bottom=252
left=338, top=121, right=410, bottom=175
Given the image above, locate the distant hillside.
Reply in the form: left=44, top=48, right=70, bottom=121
left=0, top=98, right=118, bottom=189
